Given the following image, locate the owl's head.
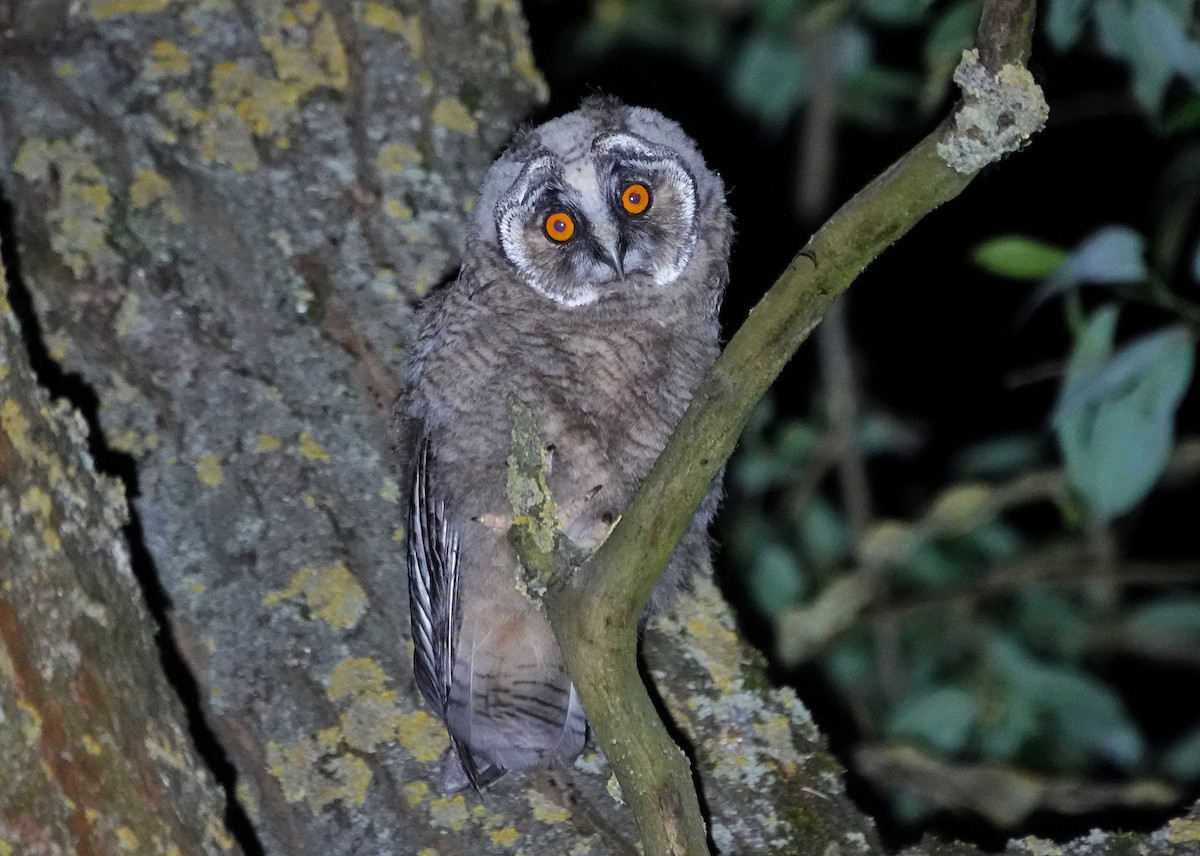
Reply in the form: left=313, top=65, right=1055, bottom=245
left=473, top=97, right=728, bottom=307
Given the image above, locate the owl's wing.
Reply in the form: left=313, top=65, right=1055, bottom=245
left=407, top=435, right=492, bottom=790
left=407, top=433, right=460, bottom=715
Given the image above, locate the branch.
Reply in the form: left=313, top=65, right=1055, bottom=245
left=542, top=1, right=1047, bottom=853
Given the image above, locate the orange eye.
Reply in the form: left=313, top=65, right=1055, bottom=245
left=544, top=212, right=576, bottom=242
left=621, top=183, right=650, bottom=215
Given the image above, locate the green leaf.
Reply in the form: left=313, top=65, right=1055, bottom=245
left=1163, top=725, right=1200, bottom=781
left=896, top=542, right=964, bottom=589
left=795, top=497, right=852, bottom=568
left=861, top=0, right=934, bottom=26
left=1036, top=225, right=1148, bottom=306
left=1053, top=316, right=1195, bottom=522
left=1093, top=0, right=1200, bottom=112
left=953, top=432, right=1048, bottom=476
left=979, top=686, right=1040, bottom=760
left=885, top=685, right=981, bottom=753
left=773, top=419, right=823, bottom=465
left=822, top=632, right=877, bottom=696
left=1045, top=0, right=1097, bottom=50
left=731, top=448, right=787, bottom=493
left=921, top=0, right=983, bottom=112
left=1013, top=588, right=1092, bottom=659
left=856, top=411, right=923, bottom=456
left=972, top=235, right=1069, bottom=280
left=1124, top=596, right=1200, bottom=643
left=965, top=520, right=1024, bottom=563
left=747, top=541, right=806, bottom=617
left=989, top=635, right=1145, bottom=768
left=839, top=63, right=922, bottom=128
left=729, top=33, right=809, bottom=129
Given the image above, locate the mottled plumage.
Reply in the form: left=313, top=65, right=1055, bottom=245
left=399, top=96, right=733, bottom=790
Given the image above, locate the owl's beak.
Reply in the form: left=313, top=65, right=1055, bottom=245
left=604, top=245, right=625, bottom=279
left=593, top=234, right=625, bottom=279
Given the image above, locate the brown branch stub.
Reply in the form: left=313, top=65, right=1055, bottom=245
left=938, top=47, right=1049, bottom=175
left=976, top=0, right=1038, bottom=70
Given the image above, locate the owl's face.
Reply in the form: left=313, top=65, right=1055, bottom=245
left=493, top=131, right=701, bottom=307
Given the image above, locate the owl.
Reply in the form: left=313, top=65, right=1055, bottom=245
left=399, top=95, right=733, bottom=790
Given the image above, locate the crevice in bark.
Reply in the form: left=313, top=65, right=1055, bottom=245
left=0, top=189, right=266, bottom=856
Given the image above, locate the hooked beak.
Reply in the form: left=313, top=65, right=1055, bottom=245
left=592, top=227, right=626, bottom=279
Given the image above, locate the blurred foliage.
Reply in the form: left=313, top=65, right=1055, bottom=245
left=555, top=0, right=1200, bottom=834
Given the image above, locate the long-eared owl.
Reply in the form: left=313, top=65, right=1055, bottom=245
left=399, top=95, right=733, bottom=790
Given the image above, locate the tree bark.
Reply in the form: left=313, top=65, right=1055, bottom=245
left=1, top=1, right=1198, bottom=855
left=0, top=249, right=244, bottom=854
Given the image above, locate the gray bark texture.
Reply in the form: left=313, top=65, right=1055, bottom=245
left=0, top=251, right=245, bottom=855
left=0, top=1, right=1198, bottom=854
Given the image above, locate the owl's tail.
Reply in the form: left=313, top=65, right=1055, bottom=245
left=440, top=609, right=588, bottom=791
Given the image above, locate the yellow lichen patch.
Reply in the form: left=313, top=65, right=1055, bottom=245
left=108, top=427, right=160, bottom=457
left=429, top=794, right=470, bottom=830
left=379, top=481, right=399, bottom=503
left=114, top=291, right=145, bottom=338
left=325, top=657, right=404, bottom=751
left=1169, top=818, right=1200, bottom=843
left=417, top=850, right=438, bottom=856
left=327, top=657, right=389, bottom=698
left=384, top=198, right=413, bottom=220
left=362, top=2, right=424, bottom=58
left=257, top=433, right=282, bottom=451
left=267, top=736, right=372, bottom=812
left=89, top=0, right=169, bottom=18
left=44, top=330, right=70, bottom=363
left=432, top=98, right=478, bottom=135
left=262, top=563, right=368, bottom=630
left=392, top=528, right=406, bottom=542
left=115, top=826, right=139, bottom=851
left=377, top=142, right=422, bottom=175
left=194, top=453, right=224, bottom=487
left=396, top=709, right=448, bottom=763
left=752, top=714, right=800, bottom=776
left=403, top=780, right=430, bottom=806
left=55, top=61, right=77, bottom=78
left=235, top=782, right=260, bottom=821
left=129, top=169, right=184, bottom=224
left=259, top=14, right=349, bottom=99
left=491, top=827, right=520, bottom=847
left=210, top=62, right=298, bottom=138
left=197, top=107, right=261, bottom=173
left=81, top=733, right=104, bottom=756
left=160, top=89, right=211, bottom=128
left=206, top=814, right=236, bottom=851
left=513, top=47, right=543, bottom=89
left=1, top=399, right=28, bottom=448
left=19, top=486, right=53, bottom=519
left=145, top=724, right=188, bottom=771
left=16, top=700, right=42, bottom=744
left=13, top=137, right=119, bottom=276
left=527, top=789, right=569, bottom=824
left=606, top=774, right=624, bottom=804
left=298, top=432, right=331, bottom=462
left=145, top=40, right=192, bottom=77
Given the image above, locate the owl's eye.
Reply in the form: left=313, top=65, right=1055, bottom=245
left=620, top=183, right=651, bottom=215
left=544, top=212, right=576, bottom=242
